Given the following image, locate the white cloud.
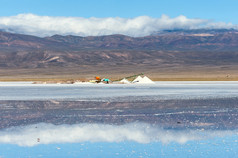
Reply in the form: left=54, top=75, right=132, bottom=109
left=0, top=122, right=237, bottom=147
left=0, top=14, right=237, bottom=37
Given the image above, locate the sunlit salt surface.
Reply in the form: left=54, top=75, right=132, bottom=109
left=0, top=81, right=238, bottom=101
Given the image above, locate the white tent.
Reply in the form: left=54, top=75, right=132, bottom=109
left=120, top=78, right=131, bottom=84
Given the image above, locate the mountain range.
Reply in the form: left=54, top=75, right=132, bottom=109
left=0, top=29, right=238, bottom=80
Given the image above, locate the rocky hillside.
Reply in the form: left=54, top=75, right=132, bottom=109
left=0, top=29, right=238, bottom=80
left=1, top=29, right=238, bottom=51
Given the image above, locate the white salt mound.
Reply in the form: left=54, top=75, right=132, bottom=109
left=120, top=78, right=131, bottom=84
left=141, top=76, right=155, bottom=84
left=133, top=76, right=155, bottom=84
left=132, top=76, right=143, bottom=83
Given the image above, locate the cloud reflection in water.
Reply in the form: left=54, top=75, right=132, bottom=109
left=0, top=122, right=237, bottom=147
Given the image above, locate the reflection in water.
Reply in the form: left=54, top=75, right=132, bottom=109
left=1, top=99, right=238, bottom=130
left=0, top=122, right=238, bottom=147
left=0, top=81, right=238, bottom=157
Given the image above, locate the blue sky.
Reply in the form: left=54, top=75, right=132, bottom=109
left=1, top=0, right=238, bottom=23
left=0, top=0, right=237, bottom=37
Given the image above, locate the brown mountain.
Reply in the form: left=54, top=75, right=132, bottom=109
left=0, top=29, right=238, bottom=80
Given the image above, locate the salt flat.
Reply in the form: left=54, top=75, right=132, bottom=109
left=0, top=81, right=238, bottom=101
left=0, top=81, right=238, bottom=158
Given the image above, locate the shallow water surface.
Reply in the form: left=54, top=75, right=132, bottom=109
left=0, top=82, right=238, bottom=157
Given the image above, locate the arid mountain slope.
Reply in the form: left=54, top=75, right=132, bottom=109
left=1, top=29, right=238, bottom=51
left=0, top=29, right=238, bottom=80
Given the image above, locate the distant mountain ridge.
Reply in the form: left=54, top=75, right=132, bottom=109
left=1, top=29, right=238, bottom=51
left=0, top=29, right=238, bottom=79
